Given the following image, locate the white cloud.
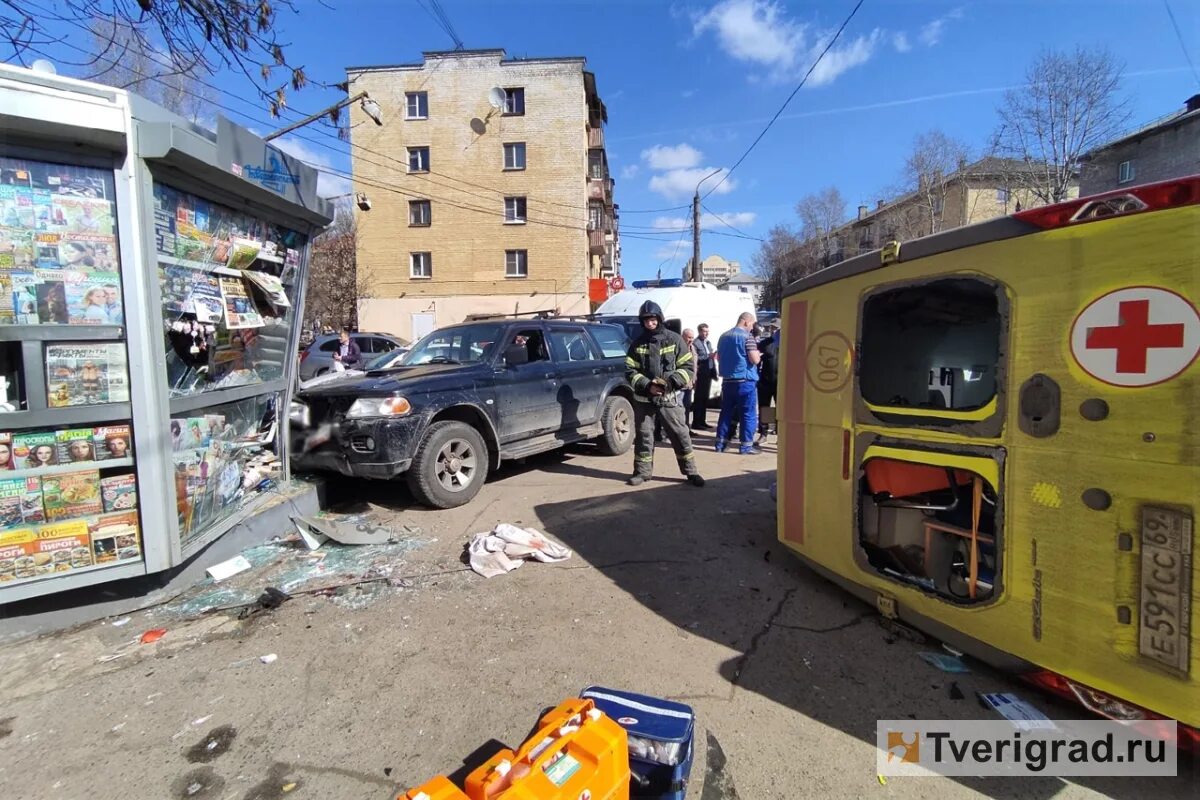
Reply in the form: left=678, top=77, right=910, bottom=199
left=919, top=7, right=963, bottom=47
left=652, top=211, right=757, bottom=230
left=653, top=243, right=688, bottom=261
left=682, top=89, right=697, bottom=98
left=620, top=163, right=640, bottom=179
left=648, top=166, right=736, bottom=200
left=892, top=32, right=911, bottom=53
left=692, top=0, right=885, bottom=86
left=641, top=143, right=703, bottom=170
left=270, top=136, right=352, bottom=198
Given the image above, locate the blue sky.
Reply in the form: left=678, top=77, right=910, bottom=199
left=23, top=0, right=1200, bottom=282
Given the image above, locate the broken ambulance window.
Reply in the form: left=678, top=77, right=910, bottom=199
left=859, top=278, right=1001, bottom=412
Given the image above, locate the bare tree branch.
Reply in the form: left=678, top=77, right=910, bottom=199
left=994, top=46, right=1130, bottom=203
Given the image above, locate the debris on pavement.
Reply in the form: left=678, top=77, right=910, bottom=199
left=110, top=617, right=131, bottom=627
left=139, top=628, right=167, bottom=644
left=206, top=555, right=253, bottom=582
left=467, top=523, right=572, bottom=578
left=294, top=512, right=398, bottom=546
left=917, top=651, right=970, bottom=673
left=949, top=681, right=965, bottom=700
left=978, top=692, right=1055, bottom=730
left=259, top=653, right=277, bottom=664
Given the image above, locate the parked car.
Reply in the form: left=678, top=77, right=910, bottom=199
left=298, top=346, right=410, bottom=390
left=291, top=318, right=635, bottom=508
left=297, top=332, right=407, bottom=381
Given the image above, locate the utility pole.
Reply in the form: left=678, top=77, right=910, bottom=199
left=691, top=169, right=721, bottom=283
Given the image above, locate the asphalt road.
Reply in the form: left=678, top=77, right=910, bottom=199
left=0, top=432, right=1194, bottom=799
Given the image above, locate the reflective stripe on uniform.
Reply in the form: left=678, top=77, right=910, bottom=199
left=625, top=357, right=639, bottom=368
left=636, top=454, right=653, bottom=462
left=676, top=352, right=693, bottom=365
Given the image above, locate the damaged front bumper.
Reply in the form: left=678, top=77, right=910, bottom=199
left=291, top=412, right=428, bottom=480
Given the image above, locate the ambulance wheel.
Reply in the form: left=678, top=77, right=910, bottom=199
left=407, top=421, right=489, bottom=508
left=596, top=395, right=634, bottom=456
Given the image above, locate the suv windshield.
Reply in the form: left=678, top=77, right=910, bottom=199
left=365, top=349, right=406, bottom=370
left=403, top=324, right=504, bottom=365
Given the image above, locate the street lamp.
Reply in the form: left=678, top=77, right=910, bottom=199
left=326, top=192, right=372, bottom=211
left=691, top=168, right=721, bottom=283
left=264, top=91, right=383, bottom=141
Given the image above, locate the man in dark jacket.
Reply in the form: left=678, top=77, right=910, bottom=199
left=624, top=300, right=705, bottom=487
left=332, top=328, right=363, bottom=371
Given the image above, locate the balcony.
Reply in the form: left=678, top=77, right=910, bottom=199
left=588, top=127, right=604, bottom=149
left=588, top=229, right=606, bottom=254
left=587, top=177, right=613, bottom=201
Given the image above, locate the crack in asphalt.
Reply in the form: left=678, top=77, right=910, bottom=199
left=769, top=610, right=876, bottom=634
left=730, top=585, right=800, bottom=686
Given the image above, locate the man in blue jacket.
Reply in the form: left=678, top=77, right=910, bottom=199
left=715, top=312, right=762, bottom=454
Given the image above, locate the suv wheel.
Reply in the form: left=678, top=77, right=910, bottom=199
left=596, top=395, right=634, bottom=456
left=407, top=421, right=489, bottom=508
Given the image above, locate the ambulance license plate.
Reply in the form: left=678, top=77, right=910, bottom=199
left=1138, top=506, right=1192, bottom=675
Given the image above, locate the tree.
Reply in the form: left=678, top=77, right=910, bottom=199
left=86, top=18, right=214, bottom=122
left=3, top=0, right=307, bottom=115
left=901, top=130, right=970, bottom=236
left=304, top=207, right=374, bottom=334
left=994, top=46, right=1130, bottom=204
left=795, top=187, right=847, bottom=267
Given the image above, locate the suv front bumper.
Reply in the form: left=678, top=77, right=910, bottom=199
left=292, top=412, right=428, bottom=480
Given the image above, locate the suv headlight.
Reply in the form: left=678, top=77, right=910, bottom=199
left=289, top=400, right=310, bottom=428
left=346, top=395, right=412, bottom=419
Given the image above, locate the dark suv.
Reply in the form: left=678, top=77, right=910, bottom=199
left=290, top=318, right=635, bottom=508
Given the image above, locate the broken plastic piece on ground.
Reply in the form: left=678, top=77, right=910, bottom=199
left=110, top=617, right=131, bottom=627
left=979, top=692, right=1055, bottom=730
left=259, top=653, right=278, bottom=664
left=140, top=628, right=167, bottom=644
left=949, top=681, right=965, bottom=700
left=206, top=555, right=253, bottom=582
left=467, top=523, right=572, bottom=578
left=917, top=651, right=970, bottom=673
left=294, top=513, right=396, bottom=546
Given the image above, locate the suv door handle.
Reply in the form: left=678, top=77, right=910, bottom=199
left=591, top=368, right=603, bottom=375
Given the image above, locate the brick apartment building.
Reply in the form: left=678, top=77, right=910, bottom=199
left=681, top=253, right=741, bottom=284
left=828, top=157, right=1075, bottom=263
left=344, top=49, right=618, bottom=342
left=1079, top=94, right=1200, bottom=195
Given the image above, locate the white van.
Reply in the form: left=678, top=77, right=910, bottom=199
left=594, top=279, right=756, bottom=401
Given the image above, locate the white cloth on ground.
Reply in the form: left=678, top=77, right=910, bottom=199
left=468, top=523, right=572, bottom=578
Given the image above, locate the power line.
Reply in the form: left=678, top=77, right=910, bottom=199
left=1163, top=0, right=1200, bottom=87
left=702, top=0, right=867, bottom=199
left=428, top=0, right=465, bottom=50
left=657, top=208, right=693, bottom=274
left=700, top=203, right=763, bottom=241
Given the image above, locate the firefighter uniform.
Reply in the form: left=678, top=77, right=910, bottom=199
left=624, top=301, right=705, bottom=487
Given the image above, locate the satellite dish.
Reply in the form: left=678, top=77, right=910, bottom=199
left=30, top=59, right=57, bottom=75
left=487, top=87, right=506, bottom=110
left=470, top=118, right=487, bottom=135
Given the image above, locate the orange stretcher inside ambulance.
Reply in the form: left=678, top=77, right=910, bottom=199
left=776, top=176, right=1199, bottom=745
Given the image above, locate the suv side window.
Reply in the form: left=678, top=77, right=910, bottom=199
left=588, top=325, right=627, bottom=358
left=549, top=328, right=597, bottom=362
left=318, top=339, right=339, bottom=352
left=354, top=336, right=375, bottom=354
left=507, top=327, right=549, bottom=363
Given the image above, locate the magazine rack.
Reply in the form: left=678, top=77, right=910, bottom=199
left=0, top=66, right=331, bottom=602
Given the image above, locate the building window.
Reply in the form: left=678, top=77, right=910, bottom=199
left=503, top=87, right=525, bottom=116
left=410, top=252, right=432, bottom=278
left=588, top=202, right=604, bottom=230
left=996, top=187, right=1010, bottom=203
left=409, top=200, right=431, bottom=226
left=1118, top=160, right=1135, bottom=184
left=405, top=92, right=428, bottom=120
left=589, top=150, right=604, bottom=180
left=408, top=146, right=429, bottom=173
left=505, top=249, right=528, bottom=278
left=504, top=197, right=527, bottom=224
left=503, top=142, right=526, bottom=171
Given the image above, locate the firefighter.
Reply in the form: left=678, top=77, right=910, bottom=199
left=624, top=300, right=705, bottom=487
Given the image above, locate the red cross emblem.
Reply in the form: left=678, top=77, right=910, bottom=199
left=1070, top=287, right=1200, bottom=387
left=1085, top=299, right=1185, bottom=374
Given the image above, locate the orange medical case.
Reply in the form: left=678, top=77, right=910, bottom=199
left=465, top=697, right=630, bottom=800
left=401, top=776, right=471, bottom=800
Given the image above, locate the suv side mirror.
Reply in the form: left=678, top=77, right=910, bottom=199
left=504, top=344, right=529, bottom=368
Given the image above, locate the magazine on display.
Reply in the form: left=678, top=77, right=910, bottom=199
left=0, top=227, right=34, bottom=268
left=64, top=270, right=122, bottom=325
left=218, top=275, right=265, bottom=329
left=99, top=474, right=137, bottom=513
left=0, top=476, right=43, bottom=526
left=89, top=510, right=140, bottom=564
left=34, top=269, right=69, bottom=324
left=50, top=195, right=114, bottom=237
left=45, top=343, right=130, bottom=407
left=0, top=432, right=10, bottom=469
left=13, top=430, right=57, bottom=470
left=93, top=425, right=132, bottom=461
left=55, top=428, right=96, bottom=464
left=42, top=469, right=101, bottom=521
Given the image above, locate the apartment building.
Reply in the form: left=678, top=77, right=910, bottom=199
left=345, top=49, right=617, bottom=341
left=829, top=157, right=1075, bottom=263
left=681, top=253, right=741, bottom=284
left=1079, top=95, right=1200, bottom=195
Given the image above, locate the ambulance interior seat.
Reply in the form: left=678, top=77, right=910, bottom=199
left=859, top=458, right=999, bottom=603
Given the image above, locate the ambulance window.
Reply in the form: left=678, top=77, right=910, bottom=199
left=860, top=279, right=1001, bottom=411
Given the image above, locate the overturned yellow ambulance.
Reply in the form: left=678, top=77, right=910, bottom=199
left=777, top=176, right=1199, bottom=743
